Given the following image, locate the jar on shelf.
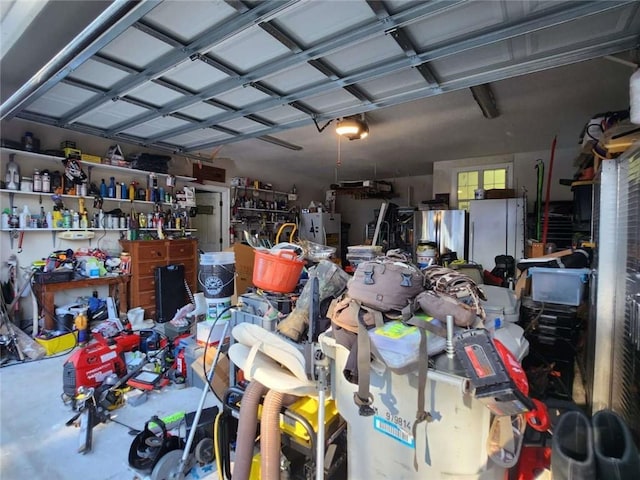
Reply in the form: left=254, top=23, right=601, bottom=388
left=22, top=132, right=34, bottom=152
left=20, top=177, right=33, bottom=192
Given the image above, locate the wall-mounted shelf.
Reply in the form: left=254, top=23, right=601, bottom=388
left=232, top=185, right=291, bottom=196
left=0, top=147, right=196, bottom=182
left=0, top=188, right=178, bottom=207
left=237, top=207, right=291, bottom=214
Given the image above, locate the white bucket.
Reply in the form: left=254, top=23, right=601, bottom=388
left=197, top=318, right=229, bottom=346
left=474, top=188, right=485, bottom=200
left=416, top=242, right=437, bottom=268
left=199, top=252, right=235, bottom=298
left=205, top=296, right=232, bottom=323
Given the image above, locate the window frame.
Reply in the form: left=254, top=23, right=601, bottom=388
left=452, top=162, right=513, bottom=209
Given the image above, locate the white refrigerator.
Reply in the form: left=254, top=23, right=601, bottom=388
left=468, top=198, right=525, bottom=271
left=299, top=212, right=341, bottom=253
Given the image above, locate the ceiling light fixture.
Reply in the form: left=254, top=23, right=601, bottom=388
left=336, top=115, right=369, bottom=140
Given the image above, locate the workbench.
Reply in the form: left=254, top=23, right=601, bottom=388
left=34, top=275, right=130, bottom=330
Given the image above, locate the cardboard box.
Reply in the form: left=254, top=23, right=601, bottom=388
left=228, top=243, right=255, bottom=297
left=190, top=347, right=230, bottom=400
left=526, top=241, right=545, bottom=258
left=485, top=188, right=516, bottom=199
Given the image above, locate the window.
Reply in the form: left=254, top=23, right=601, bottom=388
left=456, top=166, right=510, bottom=210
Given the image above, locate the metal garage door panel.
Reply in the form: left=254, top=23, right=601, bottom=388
left=206, top=26, right=291, bottom=72
left=273, top=0, right=374, bottom=47
left=525, top=5, right=637, bottom=56
left=213, top=86, right=272, bottom=109
left=127, top=82, right=185, bottom=107
left=258, top=105, right=308, bottom=124
left=67, top=59, right=130, bottom=90
left=407, top=1, right=506, bottom=50
left=98, top=28, right=175, bottom=70
left=178, top=103, right=227, bottom=121
left=261, top=63, right=328, bottom=94
left=430, top=42, right=513, bottom=81
left=142, top=0, right=237, bottom=43
left=77, top=101, right=150, bottom=129
left=121, top=116, right=192, bottom=139
left=321, top=36, right=404, bottom=75
left=303, top=89, right=362, bottom=113
left=218, top=117, right=267, bottom=134
left=164, top=130, right=232, bottom=148
left=26, top=83, right=96, bottom=117
left=162, top=59, right=229, bottom=92
left=357, top=68, right=431, bottom=99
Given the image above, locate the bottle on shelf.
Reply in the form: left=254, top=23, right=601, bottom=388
left=19, top=205, right=31, bottom=229
left=42, top=171, right=50, bottom=193
left=108, top=177, right=116, bottom=198
left=33, top=169, right=42, bottom=192
left=80, top=211, right=88, bottom=229
left=128, top=182, right=136, bottom=201
left=100, top=179, right=107, bottom=198
left=62, top=209, right=71, bottom=229
left=121, top=182, right=128, bottom=200
left=72, top=210, right=80, bottom=229
left=9, top=206, right=19, bottom=228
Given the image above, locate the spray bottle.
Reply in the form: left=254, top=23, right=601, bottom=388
left=74, top=310, right=90, bottom=346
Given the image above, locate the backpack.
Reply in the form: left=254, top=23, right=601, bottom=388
left=347, top=249, right=424, bottom=312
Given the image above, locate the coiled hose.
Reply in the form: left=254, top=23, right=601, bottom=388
left=232, top=380, right=268, bottom=480
left=261, top=391, right=298, bottom=480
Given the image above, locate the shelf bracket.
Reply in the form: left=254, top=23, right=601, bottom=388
left=51, top=230, right=57, bottom=248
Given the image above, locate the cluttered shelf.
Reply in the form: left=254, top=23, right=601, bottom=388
left=0, top=147, right=196, bottom=182
left=330, top=180, right=396, bottom=199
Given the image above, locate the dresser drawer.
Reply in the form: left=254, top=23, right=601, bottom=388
left=133, top=274, right=156, bottom=293
left=168, top=242, right=194, bottom=260
left=132, top=289, right=157, bottom=310
left=135, top=262, right=165, bottom=277
left=135, top=245, right=167, bottom=261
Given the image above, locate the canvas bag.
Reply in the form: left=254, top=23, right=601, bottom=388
left=347, top=249, right=424, bottom=312
left=422, top=265, right=487, bottom=321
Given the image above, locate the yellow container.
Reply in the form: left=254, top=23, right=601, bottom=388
left=80, top=153, right=101, bottom=164
left=35, top=331, right=78, bottom=355
left=62, top=147, right=82, bottom=158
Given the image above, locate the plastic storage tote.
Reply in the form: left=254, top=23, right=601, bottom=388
left=528, top=267, right=590, bottom=306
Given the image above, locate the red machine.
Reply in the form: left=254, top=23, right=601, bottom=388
left=63, top=331, right=140, bottom=397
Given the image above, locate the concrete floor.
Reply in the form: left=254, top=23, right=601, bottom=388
left=0, top=353, right=220, bottom=480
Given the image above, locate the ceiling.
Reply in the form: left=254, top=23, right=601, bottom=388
left=1, top=0, right=639, bottom=182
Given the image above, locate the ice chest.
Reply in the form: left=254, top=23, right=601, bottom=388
left=528, top=267, right=590, bottom=306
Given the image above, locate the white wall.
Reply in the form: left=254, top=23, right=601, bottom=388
left=433, top=147, right=577, bottom=211
left=337, top=174, right=433, bottom=245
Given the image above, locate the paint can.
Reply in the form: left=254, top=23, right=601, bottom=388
left=199, top=252, right=235, bottom=298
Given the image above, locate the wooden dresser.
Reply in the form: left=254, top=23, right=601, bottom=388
left=119, top=239, right=198, bottom=319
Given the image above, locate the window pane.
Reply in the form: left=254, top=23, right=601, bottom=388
left=483, top=170, right=494, bottom=186
left=458, top=200, right=470, bottom=210
left=458, top=172, right=468, bottom=187
left=495, top=169, right=506, bottom=186
left=468, top=171, right=478, bottom=187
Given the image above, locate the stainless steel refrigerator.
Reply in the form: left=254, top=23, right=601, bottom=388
left=413, top=209, right=467, bottom=261
left=468, top=198, right=525, bottom=271
left=299, top=212, right=341, bottom=253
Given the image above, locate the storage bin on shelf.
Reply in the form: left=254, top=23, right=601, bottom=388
left=528, top=267, right=590, bottom=306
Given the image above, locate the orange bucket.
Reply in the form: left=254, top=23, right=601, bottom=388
left=252, top=249, right=304, bottom=293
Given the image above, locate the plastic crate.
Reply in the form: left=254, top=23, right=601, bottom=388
left=528, top=267, right=590, bottom=306
left=230, top=309, right=277, bottom=331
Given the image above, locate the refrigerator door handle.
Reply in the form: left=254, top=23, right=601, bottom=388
left=470, top=221, right=474, bottom=261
